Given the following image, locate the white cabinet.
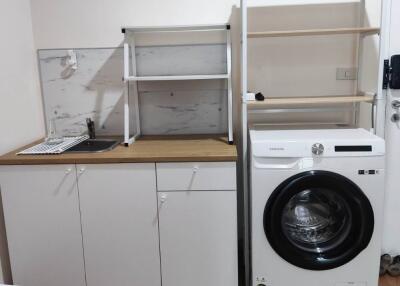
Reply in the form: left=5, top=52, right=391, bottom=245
left=156, top=162, right=236, bottom=191
left=156, top=162, right=238, bottom=286
left=0, top=165, right=86, bottom=286
left=0, top=161, right=237, bottom=286
left=77, top=164, right=161, bottom=286
left=158, top=191, right=238, bottom=286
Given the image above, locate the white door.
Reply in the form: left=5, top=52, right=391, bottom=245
left=77, top=164, right=161, bottom=286
left=0, top=165, right=86, bottom=286
left=382, top=0, right=400, bottom=254
left=158, top=191, right=238, bottom=286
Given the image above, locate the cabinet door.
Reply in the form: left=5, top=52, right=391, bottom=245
left=0, top=165, right=86, bottom=286
left=77, top=164, right=161, bottom=286
left=158, top=191, right=238, bottom=286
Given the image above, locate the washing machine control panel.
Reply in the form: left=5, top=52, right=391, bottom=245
left=311, top=143, right=324, bottom=155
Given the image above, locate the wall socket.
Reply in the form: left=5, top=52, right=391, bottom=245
left=336, top=68, right=358, bottom=80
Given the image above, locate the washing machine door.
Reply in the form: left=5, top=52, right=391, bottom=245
left=263, top=170, right=374, bottom=270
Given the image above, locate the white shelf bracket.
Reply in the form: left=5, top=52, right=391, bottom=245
left=123, top=37, right=141, bottom=146
left=375, top=0, right=391, bottom=137
left=227, top=27, right=234, bottom=144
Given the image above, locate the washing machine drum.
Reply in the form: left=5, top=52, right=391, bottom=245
left=263, top=170, right=374, bottom=270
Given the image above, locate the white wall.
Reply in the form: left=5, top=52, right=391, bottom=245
left=32, top=0, right=376, bottom=49
left=0, top=0, right=44, bottom=283
left=31, top=0, right=241, bottom=49
left=0, top=0, right=44, bottom=156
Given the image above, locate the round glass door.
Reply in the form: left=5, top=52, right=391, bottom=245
left=263, top=171, right=374, bottom=270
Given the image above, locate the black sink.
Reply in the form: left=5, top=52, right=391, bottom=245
left=66, top=139, right=119, bottom=153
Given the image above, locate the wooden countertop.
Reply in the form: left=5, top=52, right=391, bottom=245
left=380, top=275, right=400, bottom=286
left=0, top=136, right=237, bottom=165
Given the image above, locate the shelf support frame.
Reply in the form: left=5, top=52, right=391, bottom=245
left=240, top=0, right=388, bottom=283
left=353, top=0, right=366, bottom=128
left=240, top=1, right=250, bottom=286
left=123, top=42, right=141, bottom=146
left=122, top=24, right=234, bottom=146
left=227, top=28, right=234, bottom=144
left=375, top=0, right=391, bottom=138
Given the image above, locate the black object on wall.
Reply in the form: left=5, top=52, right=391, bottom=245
left=383, top=55, right=400, bottom=89
left=390, top=55, right=400, bottom=89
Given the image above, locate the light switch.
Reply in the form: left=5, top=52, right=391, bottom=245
left=336, top=68, right=358, bottom=80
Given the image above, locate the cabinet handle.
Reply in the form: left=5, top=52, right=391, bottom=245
left=193, top=165, right=199, bottom=173
left=79, top=167, right=86, bottom=174
left=65, top=168, right=72, bottom=175
left=160, top=193, right=167, bottom=203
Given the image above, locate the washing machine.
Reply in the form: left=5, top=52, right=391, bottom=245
left=250, top=127, right=386, bottom=286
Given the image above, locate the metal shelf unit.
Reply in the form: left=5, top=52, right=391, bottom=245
left=241, top=0, right=387, bottom=136
left=121, top=24, right=234, bottom=146
left=240, top=1, right=390, bottom=285
left=245, top=23, right=381, bottom=119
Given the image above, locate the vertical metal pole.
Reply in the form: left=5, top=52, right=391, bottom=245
left=357, top=0, right=366, bottom=95
left=227, top=28, right=234, bottom=144
left=130, top=33, right=142, bottom=140
left=375, top=0, right=391, bottom=137
left=241, top=0, right=250, bottom=286
left=354, top=0, right=366, bottom=127
left=241, top=0, right=248, bottom=189
left=123, top=43, right=130, bottom=146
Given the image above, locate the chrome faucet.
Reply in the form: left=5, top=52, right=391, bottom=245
left=86, top=118, right=96, bottom=139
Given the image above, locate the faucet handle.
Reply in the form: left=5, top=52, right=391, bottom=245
left=86, top=118, right=96, bottom=139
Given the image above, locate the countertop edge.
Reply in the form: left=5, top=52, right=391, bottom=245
left=0, top=156, right=238, bottom=165
left=0, top=136, right=238, bottom=165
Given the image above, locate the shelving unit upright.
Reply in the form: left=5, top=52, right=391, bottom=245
left=240, top=0, right=390, bottom=285
left=121, top=24, right=234, bottom=146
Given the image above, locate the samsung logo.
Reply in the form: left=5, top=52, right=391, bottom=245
left=269, top=147, right=285, bottom=151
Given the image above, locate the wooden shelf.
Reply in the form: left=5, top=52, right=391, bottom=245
left=122, top=24, right=229, bottom=33
left=248, top=27, right=380, bottom=39
left=247, top=95, right=375, bottom=109
left=125, top=74, right=229, bottom=81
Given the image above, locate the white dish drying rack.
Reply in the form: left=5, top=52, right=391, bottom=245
left=17, top=135, right=89, bottom=155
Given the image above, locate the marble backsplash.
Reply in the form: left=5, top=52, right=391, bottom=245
left=38, top=46, right=228, bottom=137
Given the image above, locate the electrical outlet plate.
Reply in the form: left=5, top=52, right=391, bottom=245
left=336, top=68, right=358, bottom=80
